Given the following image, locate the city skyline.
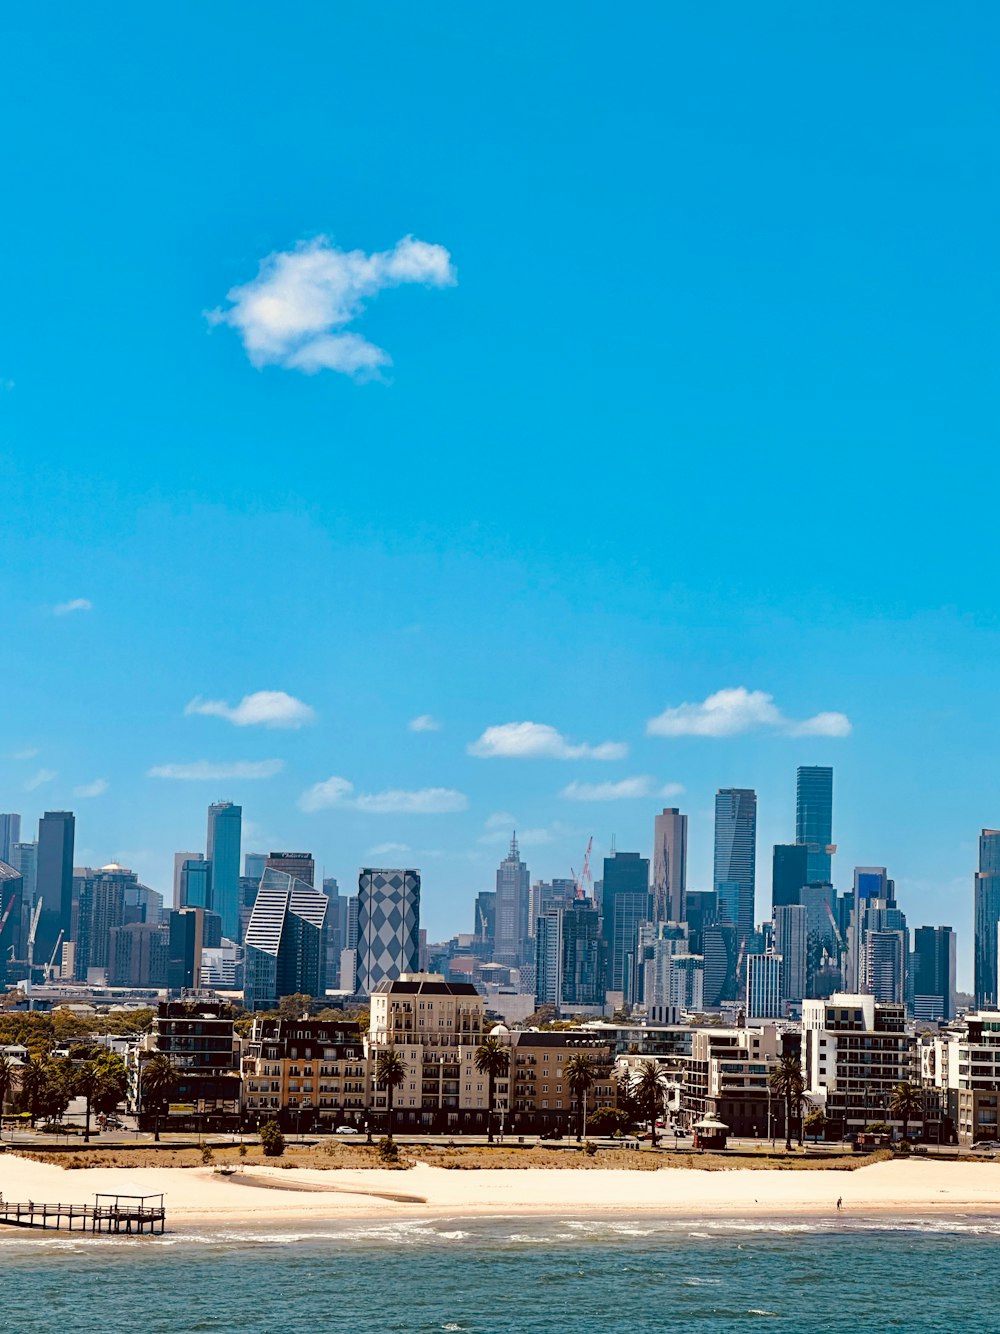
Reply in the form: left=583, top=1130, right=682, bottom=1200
left=2, top=8, right=997, bottom=983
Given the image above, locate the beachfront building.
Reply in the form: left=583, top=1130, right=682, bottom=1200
left=679, top=1025, right=788, bottom=1139
left=801, top=993, right=918, bottom=1138
left=923, top=1010, right=1000, bottom=1147
left=241, top=1016, right=367, bottom=1132
left=509, top=1030, right=616, bottom=1136
left=131, top=1000, right=241, bottom=1132
left=366, top=973, right=498, bottom=1134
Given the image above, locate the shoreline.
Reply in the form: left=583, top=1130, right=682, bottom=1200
left=3, top=1154, right=1000, bottom=1234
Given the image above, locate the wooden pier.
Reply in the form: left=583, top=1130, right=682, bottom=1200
left=0, top=1192, right=165, bottom=1235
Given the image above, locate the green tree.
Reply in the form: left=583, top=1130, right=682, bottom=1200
left=73, top=1054, right=126, bottom=1143
left=586, top=1106, right=629, bottom=1136
left=612, top=1066, right=641, bottom=1127
left=473, top=1034, right=509, bottom=1143
left=634, top=1060, right=670, bottom=1147
left=39, top=1059, right=74, bottom=1123
left=888, top=1081, right=924, bottom=1142
left=16, top=1057, right=48, bottom=1127
left=140, top=1053, right=178, bottom=1143
left=565, top=1053, right=595, bottom=1142
left=803, top=1108, right=829, bottom=1143
left=375, top=1047, right=407, bottom=1144
left=260, top=1119, right=285, bottom=1157
left=769, top=1055, right=808, bottom=1151
left=277, top=993, right=314, bottom=1020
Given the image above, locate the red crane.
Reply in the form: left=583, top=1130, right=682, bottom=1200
left=571, top=837, right=594, bottom=901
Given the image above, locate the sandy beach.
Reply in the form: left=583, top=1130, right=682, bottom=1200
left=2, top=1155, right=1000, bottom=1229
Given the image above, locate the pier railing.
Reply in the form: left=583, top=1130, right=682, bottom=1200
left=0, top=1192, right=166, bottom=1234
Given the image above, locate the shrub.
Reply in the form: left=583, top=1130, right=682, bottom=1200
left=238, top=1144, right=248, bottom=1158
left=377, top=1136, right=399, bottom=1163
left=201, top=1146, right=215, bottom=1165
left=260, top=1120, right=286, bottom=1158
left=583, top=1140, right=597, bottom=1157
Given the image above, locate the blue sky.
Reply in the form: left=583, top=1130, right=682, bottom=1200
left=1, top=5, right=996, bottom=981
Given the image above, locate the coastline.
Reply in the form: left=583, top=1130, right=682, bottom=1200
left=3, top=1155, right=1000, bottom=1232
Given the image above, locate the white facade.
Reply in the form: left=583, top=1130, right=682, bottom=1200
left=745, top=953, right=783, bottom=1020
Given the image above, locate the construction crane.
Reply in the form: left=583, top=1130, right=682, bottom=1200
left=46, top=929, right=64, bottom=982
left=0, top=894, right=15, bottom=941
left=25, top=898, right=42, bottom=1009
left=571, top=837, right=594, bottom=901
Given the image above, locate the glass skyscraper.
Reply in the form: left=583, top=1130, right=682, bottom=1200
left=713, top=788, right=757, bottom=944
left=493, top=834, right=530, bottom=966
left=975, top=829, right=1000, bottom=1009
left=35, top=810, right=75, bottom=969
left=795, top=766, right=833, bottom=885
left=600, top=850, right=652, bottom=999
left=206, top=801, right=242, bottom=942
left=0, top=814, right=21, bottom=865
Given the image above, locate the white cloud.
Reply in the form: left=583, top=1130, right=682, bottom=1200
left=147, top=760, right=285, bottom=781
left=478, top=825, right=558, bottom=848
left=484, top=811, right=517, bottom=830
left=7, top=747, right=39, bottom=760
left=468, top=721, right=627, bottom=761
left=299, top=775, right=467, bottom=815
left=73, top=778, right=109, bottom=798
left=368, top=842, right=412, bottom=857
left=646, top=687, right=851, bottom=740
left=25, top=768, right=57, bottom=791
left=54, top=598, right=92, bottom=616
left=408, top=714, right=442, bottom=733
left=208, top=234, right=456, bottom=379
left=561, top=776, right=670, bottom=802
left=185, top=691, right=315, bottom=729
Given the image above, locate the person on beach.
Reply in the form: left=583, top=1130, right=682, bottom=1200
left=836, top=1197, right=843, bottom=1211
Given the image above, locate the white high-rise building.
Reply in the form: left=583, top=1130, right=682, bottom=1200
left=773, top=904, right=808, bottom=1005
left=746, top=952, right=783, bottom=1020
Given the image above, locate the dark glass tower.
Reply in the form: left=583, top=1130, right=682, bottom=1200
left=35, top=811, right=75, bottom=968
left=795, top=766, right=833, bottom=885
left=975, top=829, right=1000, bottom=1009
left=600, top=850, right=651, bottom=998
left=713, top=789, right=757, bottom=945
left=772, top=843, right=810, bottom=911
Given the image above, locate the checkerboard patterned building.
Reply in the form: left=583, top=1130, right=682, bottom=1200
left=357, top=868, right=420, bottom=995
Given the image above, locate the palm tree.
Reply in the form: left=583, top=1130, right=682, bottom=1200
left=889, top=1081, right=924, bottom=1143
left=0, top=1053, right=15, bottom=1123
left=634, top=1060, right=670, bottom=1147
left=474, top=1034, right=509, bottom=1143
left=140, top=1054, right=178, bottom=1143
left=375, top=1047, right=407, bottom=1144
left=16, top=1057, right=47, bottom=1129
left=769, top=1055, right=807, bottom=1151
left=565, top=1053, right=595, bottom=1142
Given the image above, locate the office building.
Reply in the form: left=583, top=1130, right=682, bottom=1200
left=746, top=952, right=783, bottom=1020
left=911, top=925, right=956, bottom=1022
left=178, top=858, right=212, bottom=910
left=0, top=814, right=21, bottom=865
left=244, top=867, right=330, bottom=1008
left=356, top=868, right=420, bottom=996
left=773, top=903, right=808, bottom=1005
left=473, top=890, right=496, bottom=954
left=109, top=922, right=170, bottom=988
left=534, top=899, right=603, bottom=1012
left=266, top=851, right=315, bottom=887
left=10, top=842, right=36, bottom=907
left=795, top=765, right=833, bottom=885
left=35, top=811, right=75, bottom=969
left=652, top=807, right=687, bottom=924
left=206, top=800, right=241, bottom=941
left=243, top=852, right=267, bottom=882
left=975, top=830, right=1000, bottom=1009
left=172, top=851, right=201, bottom=909
left=771, top=843, right=809, bottom=911
left=494, top=835, right=530, bottom=966
left=74, top=865, right=133, bottom=981
left=167, top=907, right=217, bottom=991
left=684, top=889, right=717, bottom=956
left=0, top=861, right=23, bottom=980
left=534, top=907, right=564, bottom=1007
left=600, top=850, right=652, bottom=1001
left=713, top=789, right=756, bottom=945
left=800, top=881, right=840, bottom=996
left=702, top=922, right=739, bottom=1007
left=528, top=879, right=577, bottom=939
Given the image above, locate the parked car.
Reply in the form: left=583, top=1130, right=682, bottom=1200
left=972, top=1140, right=998, bottom=1152
left=335, top=1125, right=360, bottom=1135
left=673, top=1128, right=689, bottom=1137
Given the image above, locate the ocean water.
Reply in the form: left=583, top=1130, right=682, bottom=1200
left=2, top=1214, right=999, bottom=1332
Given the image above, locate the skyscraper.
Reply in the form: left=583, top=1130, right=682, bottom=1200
left=493, top=835, right=530, bottom=966
left=173, top=851, right=201, bottom=909
left=243, top=852, right=267, bottom=882
left=795, top=765, right=833, bottom=885
left=911, top=925, right=956, bottom=1021
left=244, top=867, right=330, bottom=1008
left=356, top=868, right=420, bottom=995
left=975, top=829, right=1000, bottom=1009
left=652, top=807, right=687, bottom=924
left=206, top=801, right=241, bottom=941
left=713, top=789, right=757, bottom=944
left=178, top=858, right=212, bottom=910
left=771, top=844, right=809, bottom=911
left=745, top=952, right=783, bottom=1020
left=265, top=851, right=315, bottom=886
left=35, top=811, right=75, bottom=969
left=0, top=862, right=23, bottom=979
left=773, top=903, right=808, bottom=1005
left=0, top=814, right=21, bottom=865
left=600, top=850, right=652, bottom=999
left=74, top=865, right=132, bottom=981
